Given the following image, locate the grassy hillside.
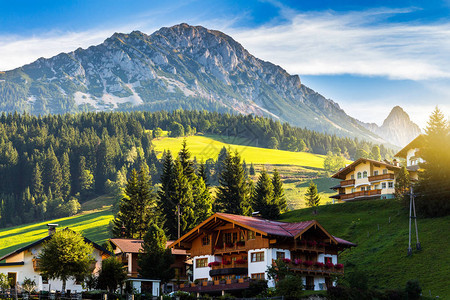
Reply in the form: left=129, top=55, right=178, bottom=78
left=153, top=134, right=326, bottom=169
left=0, top=196, right=115, bottom=258
left=280, top=200, right=450, bottom=298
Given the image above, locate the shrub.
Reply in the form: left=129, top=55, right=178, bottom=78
left=275, top=275, right=304, bottom=300
left=405, top=280, right=421, bottom=300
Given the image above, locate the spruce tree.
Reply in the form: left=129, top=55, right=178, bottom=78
left=252, top=169, right=278, bottom=219
left=305, top=181, right=321, bottom=208
left=249, top=163, right=256, bottom=176
left=197, top=159, right=209, bottom=187
left=178, top=139, right=195, bottom=179
left=45, top=147, right=63, bottom=199
left=31, top=163, right=44, bottom=197
left=172, top=159, right=196, bottom=235
left=395, top=166, right=410, bottom=206
left=272, top=169, right=287, bottom=213
left=60, top=152, right=71, bottom=200
left=158, top=151, right=177, bottom=238
left=138, top=223, right=174, bottom=283
left=371, top=146, right=382, bottom=161
left=216, top=150, right=252, bottom=215
left=416, top=107, right=450, bottom=217
left=192, top=176, right=213, bottom=225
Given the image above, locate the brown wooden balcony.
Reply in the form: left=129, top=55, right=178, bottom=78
left=340, top=179, right=355, bottom=187
left=213, top=241, right=248, bottom=254
left=293, top=241, right=327, bottom=253
left=177, top=279, right=251, bottom=293
left=368, top=173, right=394, bottom=182
left=341, top=189, right=381, bottom=201
left=210, top=261, right=248, bottom=270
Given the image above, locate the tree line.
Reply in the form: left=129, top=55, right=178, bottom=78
left=0, top=109, right=393, bottom=227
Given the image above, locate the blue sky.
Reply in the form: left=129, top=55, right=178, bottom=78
left=1, top=0, right=449, bottom=128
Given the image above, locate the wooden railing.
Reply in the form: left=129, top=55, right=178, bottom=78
left=211, top=261, right=248, bottom=270
left=288, top=263, right=344, bottom=275
left=341, top=189, right=381, bottom=200
left=293, top=242, right=326, bottom=253
left=213, top=242, right=247, bottom=254
left=368, top=173, right=394, bottom=182
left=340, top=179, right=355, bottom=187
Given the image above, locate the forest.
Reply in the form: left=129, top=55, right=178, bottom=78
left=0, top=110, right=394, bottom=228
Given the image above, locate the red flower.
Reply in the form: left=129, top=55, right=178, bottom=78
left=235, top=259, right=247, bottom=264
left=314, top=262, right=324, bottom=268
left=325, top=262, right=334, bottom=269
left=335, top=263, right=344, bottom=269
left=223, top=260, right=231, bottom=265
left=308, top=240, right=317, bottom=247
left=303, top=261, right=313, bottom=267
left=318, top=242, right=326, bottom=247
left=293, top=259, right=302, bottom=266
left=282, top=258, right=291, bottom=264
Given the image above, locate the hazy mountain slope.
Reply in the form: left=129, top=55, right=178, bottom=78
left=0, top=23, right=382, bottom=141
left=360, top=106, right=421, bottom=147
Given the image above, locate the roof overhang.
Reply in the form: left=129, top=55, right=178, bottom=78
left=395, top=135, right=424, bottom=158
left=331, top=158, right=400, bottom=180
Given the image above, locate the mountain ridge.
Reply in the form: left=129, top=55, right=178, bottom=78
left=0, top=23, right=386, bottom=143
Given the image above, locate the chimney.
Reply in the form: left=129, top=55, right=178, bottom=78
left=252, top=211, right=262, bottom=218
left=47, top=224, right=59, bottom=236
left=392, top=159, right=399, bottom=167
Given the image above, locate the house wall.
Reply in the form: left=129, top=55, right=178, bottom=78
left=0, top=244, right=104, bottom=292
left=192, top=255, right=216, bottom=281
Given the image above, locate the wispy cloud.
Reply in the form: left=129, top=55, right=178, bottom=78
left=230, top=8, right=450, bottom=80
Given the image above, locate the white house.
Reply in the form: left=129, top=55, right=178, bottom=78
left=0, top=225, right=111, bottom=293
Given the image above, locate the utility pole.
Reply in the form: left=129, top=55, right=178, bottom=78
left=408, top=185, right=421, bottom=256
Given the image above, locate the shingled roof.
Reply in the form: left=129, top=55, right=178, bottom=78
left=110, top=238, right=187, bottom=255
left=169, top=212, right=356, bottom=248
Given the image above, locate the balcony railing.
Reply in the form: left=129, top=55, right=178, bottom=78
left=293, top=241, right=327, bottom=252
left=213, top=241, right=247, bottom=254
left=210, top=261, right=248, bottom=270
left=341, top=189, right=381, bottom=201
left=176, top=278, right=251, bottom=293
left=340, top=179, right=355, bottom=187
left=368, top=173, right=394, bottom=182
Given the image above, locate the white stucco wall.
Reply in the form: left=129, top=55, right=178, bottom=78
left=192, top=255, right=216, bottom=281
left=248, top=248, right=291, bottom=288
left=318, top=253, right=337, bottom=264
left=0, top=243, right=104, bottom=292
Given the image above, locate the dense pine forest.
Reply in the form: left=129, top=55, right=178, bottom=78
left=0, top=110, right=394, bottom=228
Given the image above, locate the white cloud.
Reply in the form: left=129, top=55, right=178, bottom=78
left=229, top=9, right=450, bottom=80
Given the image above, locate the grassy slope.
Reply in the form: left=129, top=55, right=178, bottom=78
left=153, top=134, right=326, bottom=169
left=280, top=200, right=450, bottom=297
left=0, top=196, right=115, bottom=258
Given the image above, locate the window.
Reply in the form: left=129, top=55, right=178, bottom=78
left=240, top=231, right=245, bottom=241
left=351, top=188, right=356, bottom=193
left=41, top=275, right=48, bottom=284
left=251, top=273, right=265, bottom=280
left=7, top=273, right=16, bottom=288
left=202, top=235, right=210, bottom=246
left=367, top=186, right=371, bottom=191
left=251, top=252, right=264, bottom=262
left=233, top=232, right=238, bottom=242
left=363, top=171, right=368, bottom=178
left=361, top=187, right=365, bottom=191
left=374, top=184, right=379, bottom=190
left=357, top=172, right=362, bottom=179
left=374, top=171, right=379, bottom=176
left=276, top=251, right=285, bottom=260
left=196, top=258, right=208, bottom=268
left=325, top=257, right=332, bottom=264
left=388, top=182, right=394, bottom=188
left=383, top=169, right=388, bottom=174
left=224, top=233, right=232, bottom=244
left=351, top=174, right=354, bottom=180
left=382, top=182, right=387, bottom=189
left=248, top=231, right=255, bottom=240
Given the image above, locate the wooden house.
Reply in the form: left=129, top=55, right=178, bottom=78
left=169, top=213, right=355, bottom=295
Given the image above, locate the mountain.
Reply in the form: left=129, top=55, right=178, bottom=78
left=360, top=106, right=421, bottom=147
left=0, top=23, right=382, bottom=142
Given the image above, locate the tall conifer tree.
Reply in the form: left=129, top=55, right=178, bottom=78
left=60, top=152, right=71, bottom=199
left=272, top=169, right=287, bottom=213
left=305, top=181, right=321, bottom=208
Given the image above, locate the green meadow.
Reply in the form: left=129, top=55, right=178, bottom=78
left=280, top=200, right=450, bottom=298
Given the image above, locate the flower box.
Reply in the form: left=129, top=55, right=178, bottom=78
left=226, top=279, right=232, bottom=284
left=223, top=260, right=232, bottom=265
left=308, top=240, right=317, bottom=247
left=335, top=263, right=344, bottom=270
left=225, top=243, right=234, bottom=248
left=318, top=242, right=326, bottom=247
left=282, top=258, right=291, bottom=264
left=303, top=261, right=313, bottom=267
left=238, top=278, right=244, bottom=283
left=314, top=262, right=324, bottom=268
left=214, top=280, right=220, bottom=285
left=325, top=262, right=334, bottom=269
left=237, top=241, right=245, bottom=247
left=179, top=284, right=185, bottom=288
left=293, top=259, right=302, bottom=266
left=202, top=281, right=208, bottom=286
left=208, top=261, right=221, bottom=267
left=190, top=283, right=196, bottom=287
left=235, top=259, right=247, bottom=264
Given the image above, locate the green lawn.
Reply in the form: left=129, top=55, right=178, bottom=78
left=153, top=134, right=326, bottom=169
left=0, top=204, right=114, bottom=259
left=280, top=200, right=450, bottom=298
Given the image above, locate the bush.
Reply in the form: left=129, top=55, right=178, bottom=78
left=275, top=275, right=304, bottom=300
left=405, top=280, right=421, bottom=300
left=242, top=280, right=268, bottom=298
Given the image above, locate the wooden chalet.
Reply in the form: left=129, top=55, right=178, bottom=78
left=169, top=213, right=355, bottom=295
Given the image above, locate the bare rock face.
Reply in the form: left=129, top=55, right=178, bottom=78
left=0, top=23, right=383, bottom=142
left=360, top=106, right=421, bottom=147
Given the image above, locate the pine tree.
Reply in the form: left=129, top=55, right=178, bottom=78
left=216, top=150, right=252, bottom=215
left=249, top=163, right=256, bottom=176
left=112, top=168, right=158, bottom=239
left=415, top=107, right=450, bottom=217
left=31, top=163, right=44, bottom=197
left=44, top=147, right=63, bottom=199
left=192, top=176, right=213, bottom=225
left=138, top=223, right=174, bottom=283
left=60, top=152, right=71, bottom=199
left=371, top=146, right=382, bottom=161
left=158, top=151, right=177, bottom=238
left=178, top=139, right=195, bottom=179
left=305, top=181, right=321, bottom=208
left=252, top=169, right=278, bottom=219
left=172, top=159, right=196, bottom=235
left=197, top=159, right=209, bottom=187
left=272, top=169, right=287, bottom=213
left=395, top=166, right=410, bottom=206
